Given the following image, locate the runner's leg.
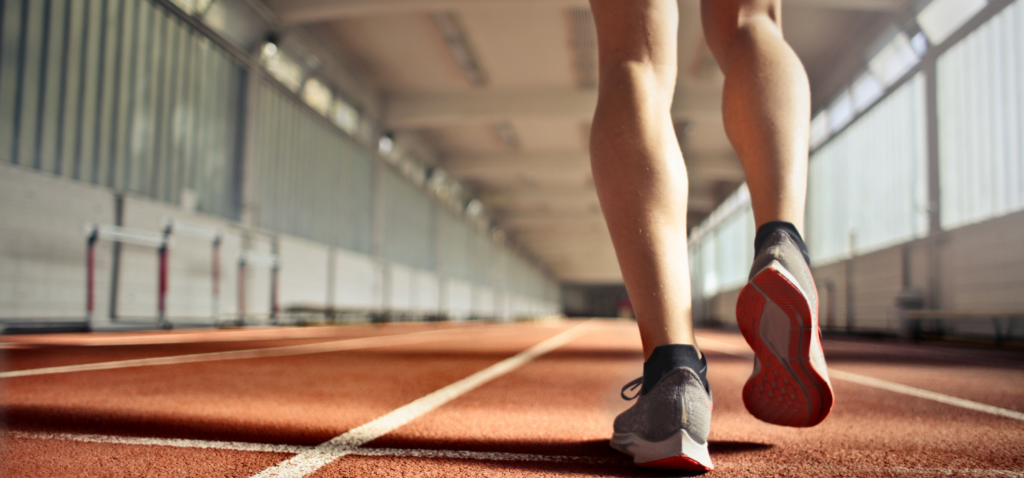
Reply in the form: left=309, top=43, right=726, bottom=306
left=590, top=0, right=695, bottom=360
left=701, top=0, right=810, bottom=231
left=702, top=0, right=834, bottom=427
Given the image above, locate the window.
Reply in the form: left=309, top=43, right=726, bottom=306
left=260, top=46, right=304, bottom=92
left=301, top=79, right=333, bottom=116
left=810, top=111, right=830, bottom=149
left=807, top=74, right=928, bottom=264
left=937, top=0, right=1024, bottom=229
left=827, top=90, right=854, bottom=133
left=851, top=71, right=884, bottom=113
left=331, top=99, right=359, bottom=134
left=917, top=0, right=987, bottom=46
left=866, top=28, right=920, bottom=86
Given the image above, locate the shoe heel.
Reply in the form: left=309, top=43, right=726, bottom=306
left=737, top=265, right=834, bottom=427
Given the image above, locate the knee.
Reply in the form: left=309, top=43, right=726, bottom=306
left=598, top=59, right=677, bottom=101
left=591, top=0, right=679, bottom=97
left=701, top=0, right=781, bottom=66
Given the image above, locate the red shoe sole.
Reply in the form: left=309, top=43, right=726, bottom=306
left=613, top=443, right=713, bottom=472
left=637, top=454, right=713, bottom=472
left=737, top=266, right=834, bottom=427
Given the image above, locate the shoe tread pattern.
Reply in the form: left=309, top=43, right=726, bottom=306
left=737, top=267, right=834, bottom=427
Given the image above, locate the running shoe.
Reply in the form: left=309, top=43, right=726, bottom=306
left=611, top=355, right=713, bottom=471
left=736, top=229, right=834, bottom=427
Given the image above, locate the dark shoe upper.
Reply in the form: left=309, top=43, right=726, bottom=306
left=614, top=367, right=712, bottom=444
left=749, top=230, right=818, bottom=315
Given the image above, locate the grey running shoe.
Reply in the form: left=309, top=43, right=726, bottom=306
left=736, top=229, right=834, bottom=427
left=610, top=367, right=714, bottom=471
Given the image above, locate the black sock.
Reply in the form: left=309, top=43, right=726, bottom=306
left=754, top=221, right=811, bottom=267
left=642, top=344, right=710, bottom=396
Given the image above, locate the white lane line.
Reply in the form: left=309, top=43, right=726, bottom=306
left=345, top=447, right=613, bottom=464
left=5, top=431, right=309, bottom=454
left=4, top=430, right=613, bottom=464
left=695, top=335, right=1024, bottom=422
left=0, top=327, right=479, bottom=379
left=828, top=370, right=1024, bottom=422
left=250, top=321, right=595, bottom=478
left=0, top=325, right=452, bottom=347
left=10, top=431, right=1024, bottom=476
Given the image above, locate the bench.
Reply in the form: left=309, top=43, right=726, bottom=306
left=902, top=310, right=1024, bottom=345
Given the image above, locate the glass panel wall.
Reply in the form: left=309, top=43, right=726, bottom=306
left=937, top=0, right=1024, bottom=230
left=0, top=0, right=244, bottom=219
left=806, top=73, right=928, bottom=265
left=250, top=80, right=374, bottom=254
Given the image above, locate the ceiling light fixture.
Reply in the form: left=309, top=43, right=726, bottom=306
left=262, top=33, right=279, bottom=58
left=432, top=12, right=487, bottom=87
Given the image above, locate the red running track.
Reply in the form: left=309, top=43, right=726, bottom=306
left=1, top=319, right=1023, bottom=477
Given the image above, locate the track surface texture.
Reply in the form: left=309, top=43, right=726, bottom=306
left=2, top=319, right=1023, bottom=477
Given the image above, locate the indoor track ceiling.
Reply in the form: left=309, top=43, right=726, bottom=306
left=261, top=0, right=914, bottom=284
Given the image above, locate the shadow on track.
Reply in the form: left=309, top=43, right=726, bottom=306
left=1, top=404, right=331, bottom=445
left=3, top=406, right=775, bottom=477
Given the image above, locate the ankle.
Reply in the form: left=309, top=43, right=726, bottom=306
left=642, top=344, right=710, bottom=396
left=754, top=221, right=810, bottom=266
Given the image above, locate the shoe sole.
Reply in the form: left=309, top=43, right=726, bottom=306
left=610, top=428, right=713, bottom=471
left=736, top=260, right=834, bottom=427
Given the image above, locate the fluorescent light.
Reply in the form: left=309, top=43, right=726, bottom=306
left=262, top=41, right=277, bottom=58
left=432, top=12, right=487, bottom=86
left=466, top=199, right=484, bottom=217
left=378, top=135, right=394, bottom=155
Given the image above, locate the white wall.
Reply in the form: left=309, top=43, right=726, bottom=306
left=444, top=278, right=474, bottom=320
left=242, top=234, right=275, bottom=322
left=278, top=236, right=330, bottom=310
left=473, top=286, right=495, bottom=318
left=0, top=164, right=562, bottom=327
left=413, top=270, right=440, bottom=316
left=0, top=165, right=115, bottom=321
left=332, top=248, right=382, bottom=311
left=388, top=263, right=414, bottom=313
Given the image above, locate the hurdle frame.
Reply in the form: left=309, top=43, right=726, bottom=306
left=85, top=224, right=167, bottom=329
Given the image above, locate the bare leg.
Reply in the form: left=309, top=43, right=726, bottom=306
left=701, top=0, right=810, bottom=231
left=589, top=0, right=695, bottom=360
left=703, top=1, right=835, bottom=428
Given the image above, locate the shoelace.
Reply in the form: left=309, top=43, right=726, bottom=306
left=620, top=377, right=643, bottom=400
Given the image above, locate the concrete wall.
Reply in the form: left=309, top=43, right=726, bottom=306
left=697, top=209, right=1024, bottom=341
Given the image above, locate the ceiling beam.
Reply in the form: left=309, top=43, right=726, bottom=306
left=480, top=187, right=599, bottom=209
left=687, top=163, right=745, bottom=182
left=273, top=0, right=904, bottom=25
left=444, top=151, right=590, bottom=180
left=445, top=151, right=741, bottom=181
left=383, top=88, right=720, bottom=128
left=445, top=151, right=589, bottom=165
left=500, top=211, right=607, bottom=231
left=274, top=0, right=587, bottom=25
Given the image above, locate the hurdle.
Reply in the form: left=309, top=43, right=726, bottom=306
left=85, top=224, right=166, bottom=329
left=163, top=219, right=223, bottom=325
left=238, top=249, right=279, bottom=325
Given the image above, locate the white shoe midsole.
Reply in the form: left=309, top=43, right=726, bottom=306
left=610, top=428, right=712, bottom=469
